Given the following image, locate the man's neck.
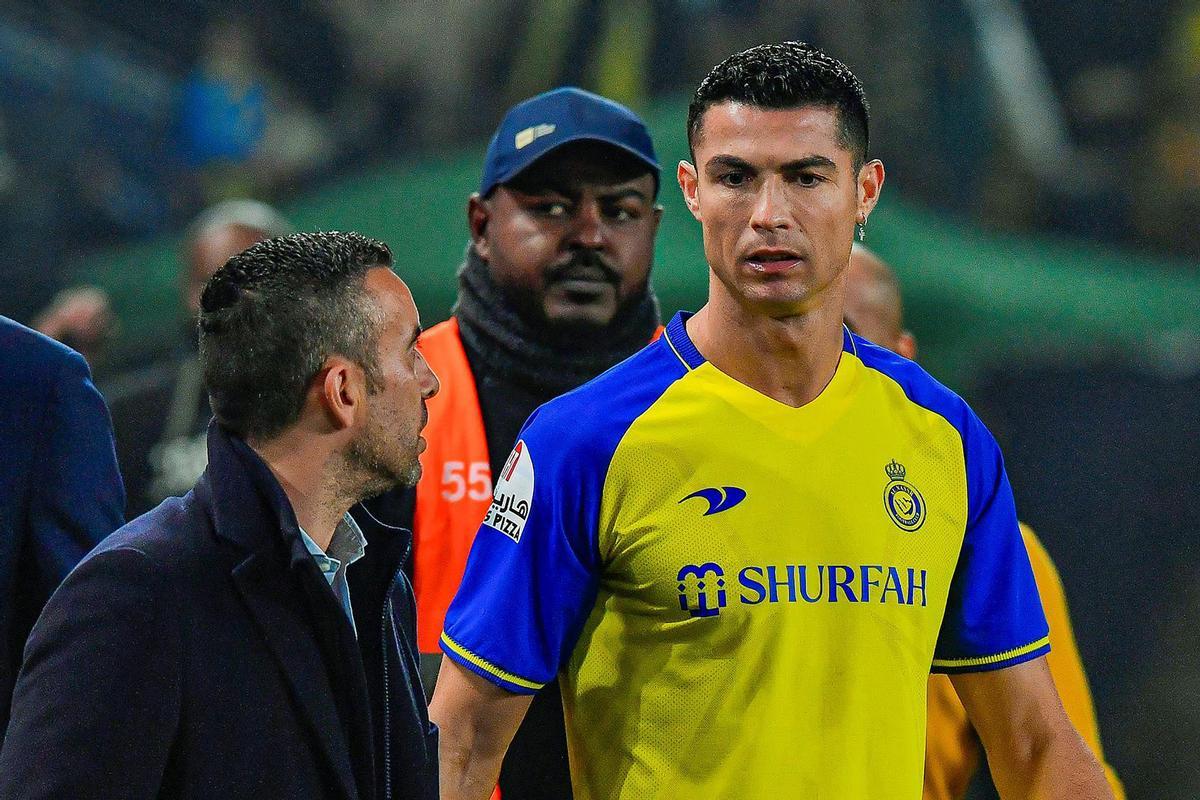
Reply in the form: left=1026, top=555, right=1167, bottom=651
left=252, top=434, right=349, bottom=551
left=688, top=286, right=846, bottom=409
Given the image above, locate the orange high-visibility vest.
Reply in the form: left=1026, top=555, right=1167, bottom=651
left=412, top=318, right=493, bottom=653
left=412, top=317, right=662, bottom=654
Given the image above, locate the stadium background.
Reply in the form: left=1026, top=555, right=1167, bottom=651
left=1, top=1, right=1196, bottom=795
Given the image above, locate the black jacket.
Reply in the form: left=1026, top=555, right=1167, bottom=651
left=0, top=423, right=436, bottom=800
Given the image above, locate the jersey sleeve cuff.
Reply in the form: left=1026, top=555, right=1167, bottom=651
left=930, top=635, right=1051, bottom=675
left=439, top=632, right=545, bottom=695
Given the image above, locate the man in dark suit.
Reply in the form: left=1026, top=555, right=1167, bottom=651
left=0, top=316, right=125, bottom=739
left=0, top=232, right=440, bottom=799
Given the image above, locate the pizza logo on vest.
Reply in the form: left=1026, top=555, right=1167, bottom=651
left=483, top=440, right=534, bottom=542
left=883, top=459, right=925, bottom=532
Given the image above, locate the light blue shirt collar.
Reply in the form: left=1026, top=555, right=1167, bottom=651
left=298, top=513, right=367, bottom=636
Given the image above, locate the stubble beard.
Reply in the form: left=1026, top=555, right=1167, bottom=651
left=345, top=422, right=422, bottom=501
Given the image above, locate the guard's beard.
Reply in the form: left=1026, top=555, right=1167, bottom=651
left=454, top=245, right=660, bottom=395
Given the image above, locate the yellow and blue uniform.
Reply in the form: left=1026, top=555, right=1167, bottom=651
left=442, top=312, right=1049, bottom=799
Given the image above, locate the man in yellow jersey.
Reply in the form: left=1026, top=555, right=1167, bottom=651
left=842, top=244, right=1125, bottom=799
left=430, top=42, right=1115, bottom=799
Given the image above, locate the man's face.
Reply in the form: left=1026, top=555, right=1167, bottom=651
left=842, top=249, right=902, bottom=348
left=185, top=224, right=268, bottom=318
left=679, top=103, right=882, bottom=317
left=347, top=268, right=440, bottom=496
left=842, top=247, right=917, bottom=360
left=471, top=141, right=661, bottom=329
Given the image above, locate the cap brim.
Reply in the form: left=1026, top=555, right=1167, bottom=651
left=489, top=133, right=660, bottom=195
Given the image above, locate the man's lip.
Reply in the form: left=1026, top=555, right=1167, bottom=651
left=551, top=266, right=611, bottom=283
left=744, top=254, right=803, bottom=274
left=552, top=278, right=614, bottom=295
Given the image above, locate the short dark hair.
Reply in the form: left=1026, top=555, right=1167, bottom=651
left=198, top=231, right=392, bottom=441
left=687, top=42, right=870, bottom=169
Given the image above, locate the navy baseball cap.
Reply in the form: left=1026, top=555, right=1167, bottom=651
left=479, top=87, right=660, bottom=197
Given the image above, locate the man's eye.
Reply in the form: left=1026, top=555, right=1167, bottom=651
left=719, top=172, right=749, bottom=188
left=604, top=205, right=639, bottom=221
left=535, top=202, right=569, bottom=217
left=797, top=173, right=823, bottom=186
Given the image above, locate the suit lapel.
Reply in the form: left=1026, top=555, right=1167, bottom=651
left=232, top=551, right=359, bottom=800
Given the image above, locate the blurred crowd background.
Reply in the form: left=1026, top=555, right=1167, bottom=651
left=1, top=1, right=1196, bottom=796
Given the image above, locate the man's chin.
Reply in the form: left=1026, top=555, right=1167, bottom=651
left=542, top=303, right=618, bottom=332
left=358, top=462, right=422, bottom=501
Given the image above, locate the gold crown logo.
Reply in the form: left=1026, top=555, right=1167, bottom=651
left=885, top=460, right=907, bottom=482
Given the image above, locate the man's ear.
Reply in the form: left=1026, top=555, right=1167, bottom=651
left=317, top=357, right=362, bottom=431
left=468, top=193, right=491, bottom=261
left=896, top=330, right=917, bottom=361
left=856, top=159, right=885, bottom=224
left=677, top=160, right=701, bottom=221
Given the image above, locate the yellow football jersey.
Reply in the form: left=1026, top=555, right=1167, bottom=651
left=443, top=312, right=1049, bottom=799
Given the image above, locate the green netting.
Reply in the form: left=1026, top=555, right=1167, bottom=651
left=78, top=96, right=1200, bottom=388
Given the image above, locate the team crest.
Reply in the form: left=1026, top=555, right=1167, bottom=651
left=883, top=460, right=925, bottom=532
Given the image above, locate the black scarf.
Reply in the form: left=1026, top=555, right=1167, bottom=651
left=454, top=246, right=661, bottom=397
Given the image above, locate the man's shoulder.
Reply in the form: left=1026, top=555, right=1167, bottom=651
left=87, top=493, right=214, bottom=575
left=0, top=315, right=88, bottom=393
left=851, top=333, right=976, bottom=436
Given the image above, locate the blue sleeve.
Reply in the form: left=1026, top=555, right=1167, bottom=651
left=440, top=407, right=606, bottom=694
left=27, top=350, right=126, bottom=600
left=931, top=412, right=1050, bottom=673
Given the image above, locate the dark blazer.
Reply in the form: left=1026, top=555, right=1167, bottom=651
left=0, top=316, right=124, bottom=737
left=0, top=423, right=437, bottom=800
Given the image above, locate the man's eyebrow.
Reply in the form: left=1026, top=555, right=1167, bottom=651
left=705, top=154, right=754, bottom=173
left=704, top=154, right=839, bottom=173
left=781, top=155, right=838, bottom=172
left=510, top=182, right=650, bottom=203
left=599, top=187, right=650, bottom=203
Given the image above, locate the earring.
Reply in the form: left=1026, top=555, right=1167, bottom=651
left=856, top=214, right=867, bottom=242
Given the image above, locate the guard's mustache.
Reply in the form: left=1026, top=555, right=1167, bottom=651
left=545, top=251, right=620, bottom=285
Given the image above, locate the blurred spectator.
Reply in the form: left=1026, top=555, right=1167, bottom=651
left=1133, top=0, right=1200, bottom=261
left=104, top=199, right=291, bottom=518
left=179, top=14, right=337, bottom=201
left=32, top=285, right=117, bottom=374
left=0, top=315, right=124, bottom=740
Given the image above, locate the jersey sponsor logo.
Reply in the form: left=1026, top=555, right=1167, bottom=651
left=678, top=486, right=747, bottom=516
left=676, top=563, right=727, bottom=617
left=883, top=460, right=926, bottom=532
left=676, top=561, right=928, bottom=617
left=483, top=440, right=534, bottom=542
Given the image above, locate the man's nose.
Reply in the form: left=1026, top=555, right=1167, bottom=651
left=420, top=357, right=440, bottom=400
left=568, top=201, right=606, bottom=250
left=749, top=176, right=791, bottom=232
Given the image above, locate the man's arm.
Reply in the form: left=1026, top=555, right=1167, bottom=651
left=951, top=657, right=1113, bottom=800
left=429, top=657, right=534, bottom=800
left=27, top=350, right=125, bottom=598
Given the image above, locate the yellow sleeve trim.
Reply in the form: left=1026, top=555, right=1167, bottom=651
left=440, top=632, right=544, bottom=691
left=932, top=635, right=1051, bottom=669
